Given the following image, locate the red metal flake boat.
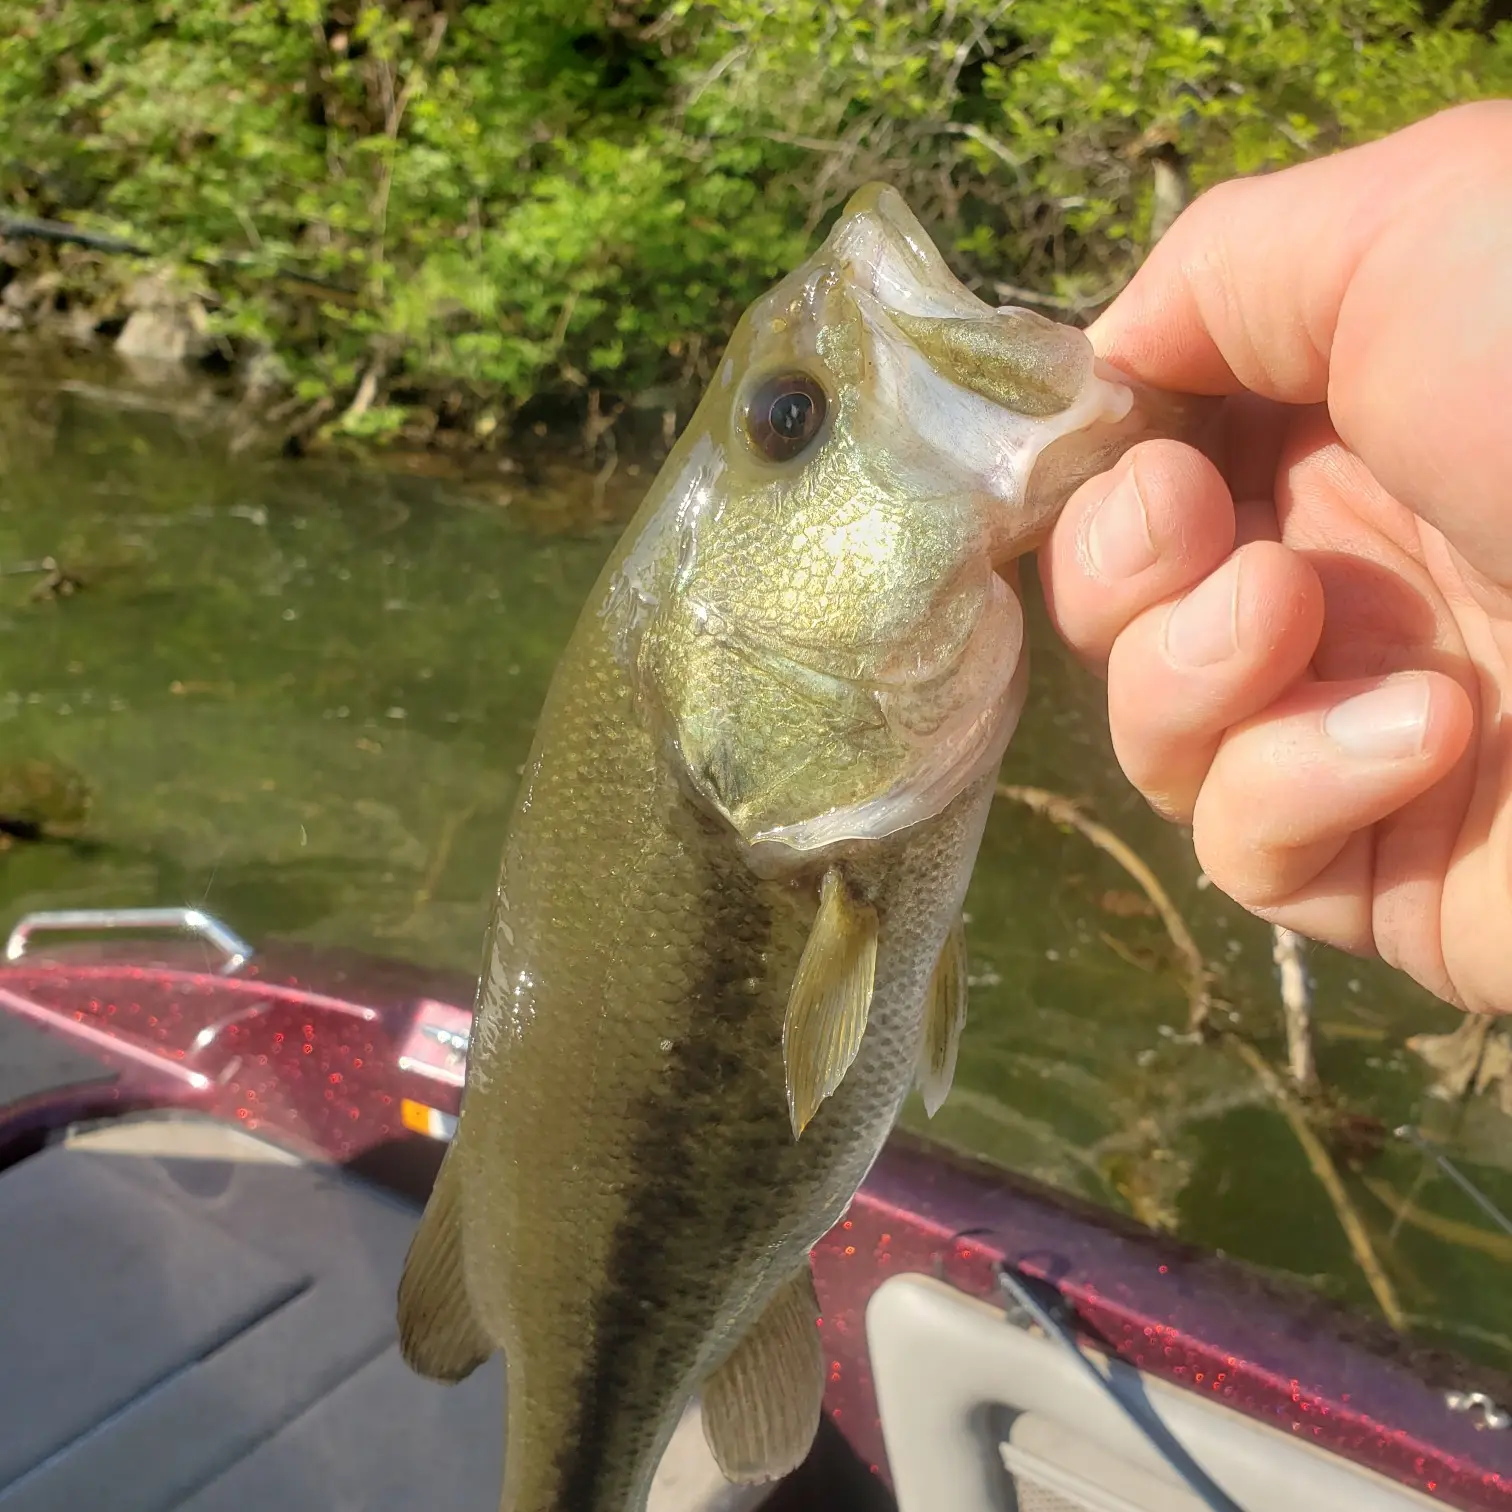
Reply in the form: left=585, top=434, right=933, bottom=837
left=1, top=906, right=1509, bottom=1512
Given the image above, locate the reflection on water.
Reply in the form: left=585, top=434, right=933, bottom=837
left=2, top=353, right=1509, bottom=1376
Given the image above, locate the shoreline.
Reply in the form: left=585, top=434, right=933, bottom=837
left=0, top=336, right=664, bottom=540
left=0, top=318, right=673, bottom=494
left=0, top=233, right=696, bottom=472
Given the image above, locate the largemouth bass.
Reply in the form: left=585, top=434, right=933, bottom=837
left=397, top=185, right=1208, bottom=1512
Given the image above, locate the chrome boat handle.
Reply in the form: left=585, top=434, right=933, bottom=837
left=3, top=907, right=255, bottom=975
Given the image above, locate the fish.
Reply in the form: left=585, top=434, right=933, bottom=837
left=396, top=183, right=1211, bottom=1512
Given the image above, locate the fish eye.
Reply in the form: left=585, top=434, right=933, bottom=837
left=745, top=373, right=828, bottom=463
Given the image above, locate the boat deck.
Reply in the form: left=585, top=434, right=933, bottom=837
left=3, top=932, right=1508, bottom=1512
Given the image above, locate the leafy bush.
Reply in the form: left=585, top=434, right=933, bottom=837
left=1, top=0, right=1508, bottom=443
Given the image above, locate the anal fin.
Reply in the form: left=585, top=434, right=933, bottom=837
left=701, top=1266, right=825, bottom=1484
left=397, top=1147, right=494, bottom=1382
left=916, top=914, right=968, bottom=1117
left=783, top=868, right=878, bottom=1138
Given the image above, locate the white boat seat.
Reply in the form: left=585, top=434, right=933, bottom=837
left=867, top=1273, right=1446, bottom=1512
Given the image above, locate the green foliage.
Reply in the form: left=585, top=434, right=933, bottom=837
left=1, top=0, right=1508, bottom=438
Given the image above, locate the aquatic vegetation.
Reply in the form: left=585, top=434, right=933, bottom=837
left=0, top=758, right=91, bottom=840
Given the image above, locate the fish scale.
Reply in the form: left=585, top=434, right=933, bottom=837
left=397, top=183, right=1210, bottom=1512
left=457, top=621, right=970, bottom=1512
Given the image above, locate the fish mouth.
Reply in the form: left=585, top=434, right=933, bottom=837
left=824, top=184, right=1113, bottom=434
left=826, top=184, right=991, bottom=323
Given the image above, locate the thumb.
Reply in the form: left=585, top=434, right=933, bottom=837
left=1089, top=101, right=1512, bottom=589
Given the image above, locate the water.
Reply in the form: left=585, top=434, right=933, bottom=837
left=2, top=354, right=1509, bottom=1379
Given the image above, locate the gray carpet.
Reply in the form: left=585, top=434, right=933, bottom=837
left=0, top=1129, right=504, bottom=1512
left=0, top=1011, right=118, bottom=1109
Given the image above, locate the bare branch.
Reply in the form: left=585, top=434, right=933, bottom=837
left=992, top=277, right=1126, bottom=314
left=937, top=121, right=1025, bottom=171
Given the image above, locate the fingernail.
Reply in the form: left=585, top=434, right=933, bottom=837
left=1163, top=555, right=1241, bottom=668
left=1323, top=677, right=1431, bottom=760
left=1086, top=469, right=1157, bottom=580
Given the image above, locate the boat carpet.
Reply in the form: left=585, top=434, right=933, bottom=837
left=0, top=1005, right=119, bottom=1114
left=0, top=1127, right=505, bottom=1512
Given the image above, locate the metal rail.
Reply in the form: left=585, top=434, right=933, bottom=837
left=3, top=907, right=254, bottom=976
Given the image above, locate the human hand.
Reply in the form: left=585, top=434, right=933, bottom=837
left=1040, top=101, right=1512, bottom=1015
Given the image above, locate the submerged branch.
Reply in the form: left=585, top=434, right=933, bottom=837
left=997, top=785, right=1212, bottom=1030
left=1273, top=925, right=1318, bottom=1094
left=1361, top=1174, right=1512, bottom=1264
left=1227, top=1036, right=1406, bottom=1332
left=996, top=783, right=1407, bottom=1334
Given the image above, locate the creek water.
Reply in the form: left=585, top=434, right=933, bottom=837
left=2, top=351, right=1509, bottom=1379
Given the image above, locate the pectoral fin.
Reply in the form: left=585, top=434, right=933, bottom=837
left=783, top=868, right=878, bottom=1138
left=397, top=1148, right=494, bottom=1382
left=701, top=1267, right=826, bottom=1483
left=916, top=915, right=968, bottom=1117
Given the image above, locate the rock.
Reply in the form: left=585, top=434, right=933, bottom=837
left=62, top=306, right=102, bottom=347
left=0, top=273, right=65, bottom=331
left=123, top=270, right=185, bottom=312
left=116, top=305, right=211, bottom=366
left=242, top=346, right=290, bottom=400
left=114, top=270, right=213, bottom=371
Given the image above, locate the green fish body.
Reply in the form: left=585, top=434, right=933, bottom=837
left=398, top=185, right=1209, bottom=1512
